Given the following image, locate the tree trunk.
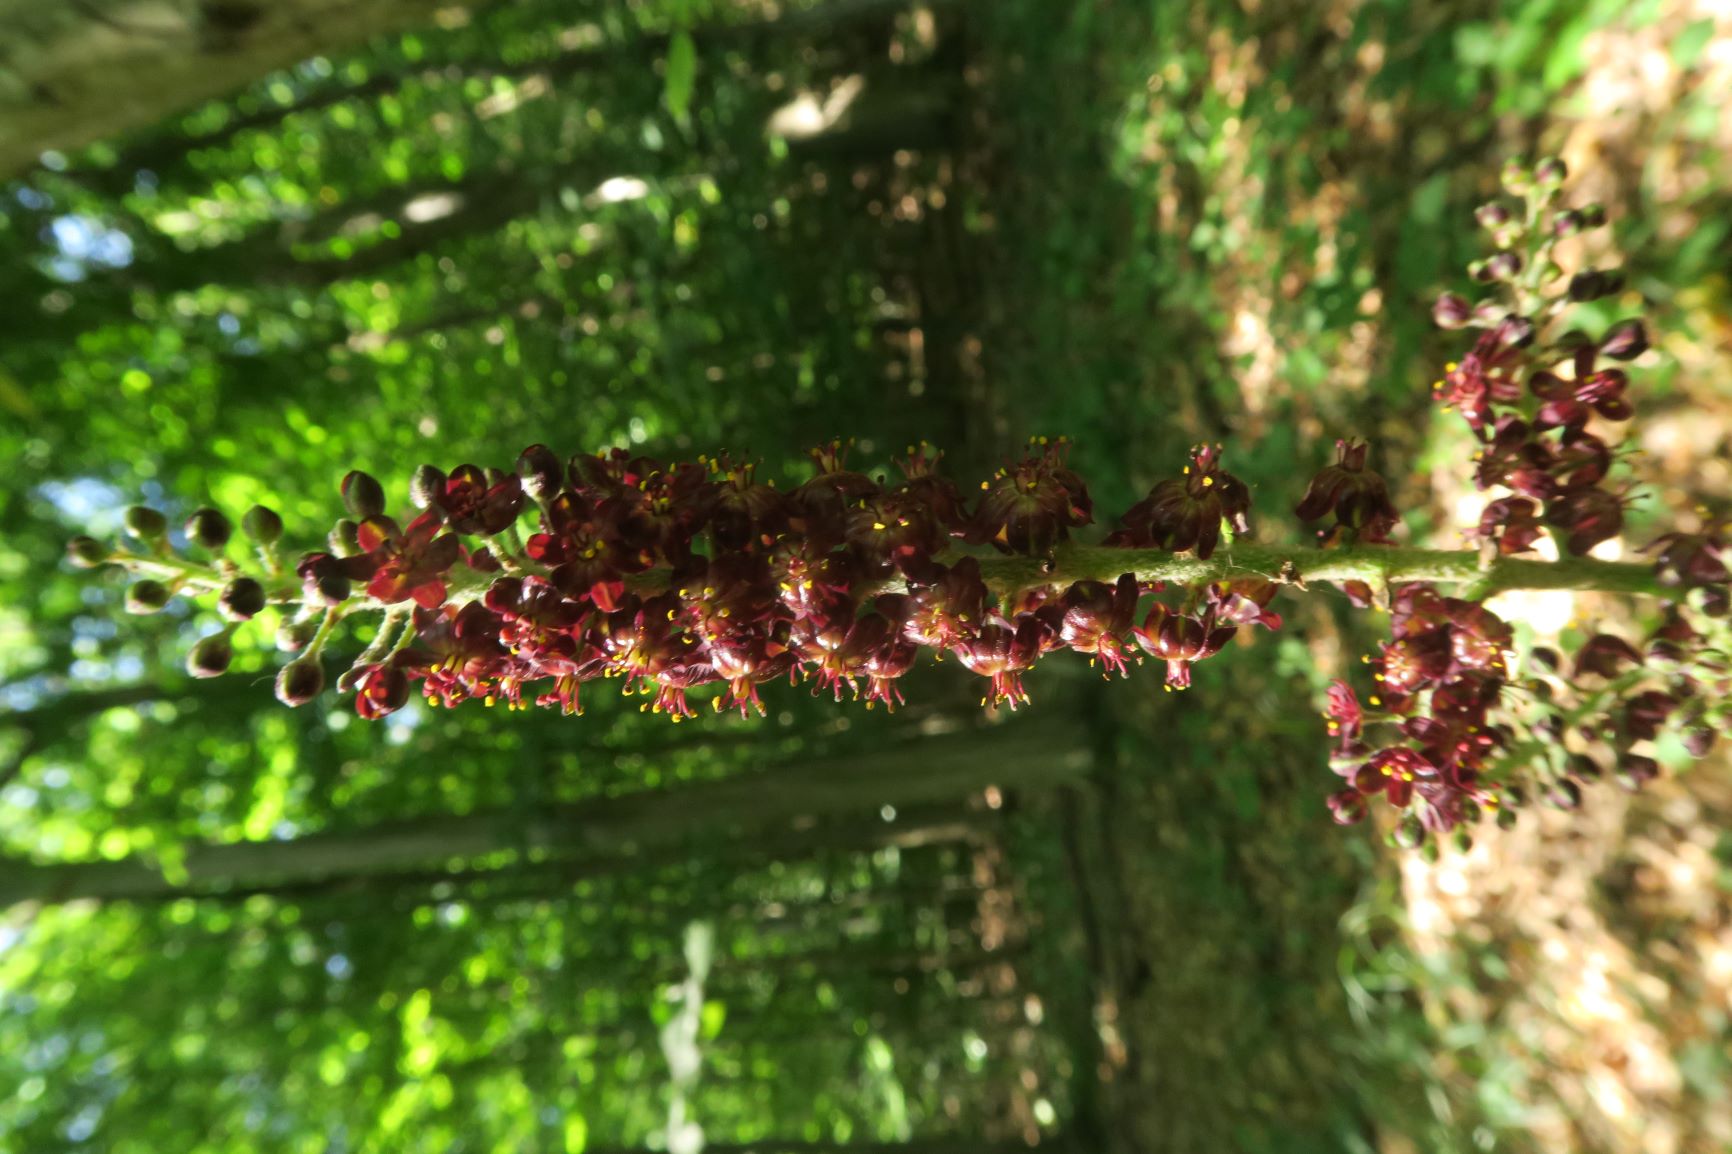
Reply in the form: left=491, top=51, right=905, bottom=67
left=0, top=719, right=1090, bottom=908
left=0, top=0, right=487, bottom=178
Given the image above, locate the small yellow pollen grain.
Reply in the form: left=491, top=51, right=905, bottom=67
left=1368, top=695, right=1382, bottom=706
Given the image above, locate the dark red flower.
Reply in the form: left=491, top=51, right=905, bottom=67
left=1477, top=497, right=1545, bottom=555
left=1353, top=745, right=1438, bottom=808
left=1645, top=528, right=1730, bottom=589
left=1574, top=633, right=1642, bottom=679
left=706, top=455, right=790, bottom=553
left=708, top=626, right=795, bottom=718
left=599, top=460, right=715, bottom=565
left=788, top=440, right=880, bottom=544
left=1545, top=487, right=1625, bottom=556
left=526, top=491, right=650, bottom=611
left=1324, top=680, right=1363, bottom=747
left=1530, top=366, right=1631, bottom=431
left=1206, top=579, right=1283, bottom=631
left=1474, top=416, right=1556, bottom=499
left=355, top=663, right=411, bottom=719
left=970, top=437, right=1093, bottom=557
left=1058, top=573, right=1140, bottom=677
left=951, top=614, right=1052, bottom=708
left=1621, top=690, right=1675, bottom=742
left=793, top=611, right=900, bottom=702
left=1327, top=788, right=1369, bottom=825
left=1437, top=315, right=1533, bottom=433
left=901, top=558, right=988, bottom=644
left=436, top=464, right=525, bottom=535
left=1108, top=443, right=1251, bottom=561
left=1132, top=604, right=1237, bottom=689
left=396, top=601, right=514, bottom=709
left=1294, top=438, right=1399, bottom=543
left=359, top=511, right=462, bottom=609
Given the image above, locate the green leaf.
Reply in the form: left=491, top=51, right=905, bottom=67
left=664, top=31, right=697, bottom=128
left=1672, top=19, right=1715, bottom=71
left=563, top=1115, right=588, bottom=1153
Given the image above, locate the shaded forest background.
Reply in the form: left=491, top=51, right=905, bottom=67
left=2, top=1, right=1730, bottom=1152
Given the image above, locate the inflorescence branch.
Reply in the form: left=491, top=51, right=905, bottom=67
left=65, top=158, right=1732, bottom=854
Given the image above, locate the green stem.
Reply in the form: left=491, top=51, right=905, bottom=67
left=979, top=543, right=1668, bottom=600
left=112, top=540, right=1670, bottom=620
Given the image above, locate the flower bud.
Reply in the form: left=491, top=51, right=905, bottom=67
left=184, top=507, right=232, bottom=550
left=1600, top=319, right=1648, bottom=361
left=243, top=505, right=284, bottom=545
left=1545, top=779, right=1582, bottom=810
left=1500, top=159, right=1533, bottom=195
left=341, top=470, right=386, bottom=520
left=1486, top=251, right=1523, bottom=280
left=276, top=616, right=320, bottom=653
left=310, top=574, right=350, bottom=606
left=295, top=552, right=355, bottom=606
left=1578, top=203, right=1606, bottom=228
left=1451, top=829, right=1474, bottom=854
left=1393, top=814, right=1426, bottom=849
left=1683, top=725, right=1715, bottom=758
left=1471, top=300, right=1507, bottom=327
left=1501, top=315, right=1537, bottom=347
left=1432, top=292, right=1472, bottom=329
left=218, top=577, right=267, bottom=622
left=275, top=658, right=325, bottom=707
left=186, top=632, right=234, bottom=679
left=1496, top=806, right=1518, bottom=830
left=1615, top=754, right=1659, bottom=792
left=1551, top=209, right=1583, bottom=238
left=516, top=444, right=562, bottom=502
left=66, top=535, right=108, bottom=568
left=124, top=506, right=167, bottom=541
left=355, top=664, right=411, bottom=719
left=1475, top=202, right=1513, bottom=229
left=1468, top=259, right=1494, bottom=284
left=410, top=464, right=446, bottom=511
left=1567, top=269, right=1624, bottom=302
left=1569, top=753, right=1603, bottom=781
left=125, top=579, right=171, bottom=614
left=329, top=519, right=362, bottom=556
left=1327, top=789, right=1367, bottom=826
left=1533, top=156, right=1567, bottom=187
